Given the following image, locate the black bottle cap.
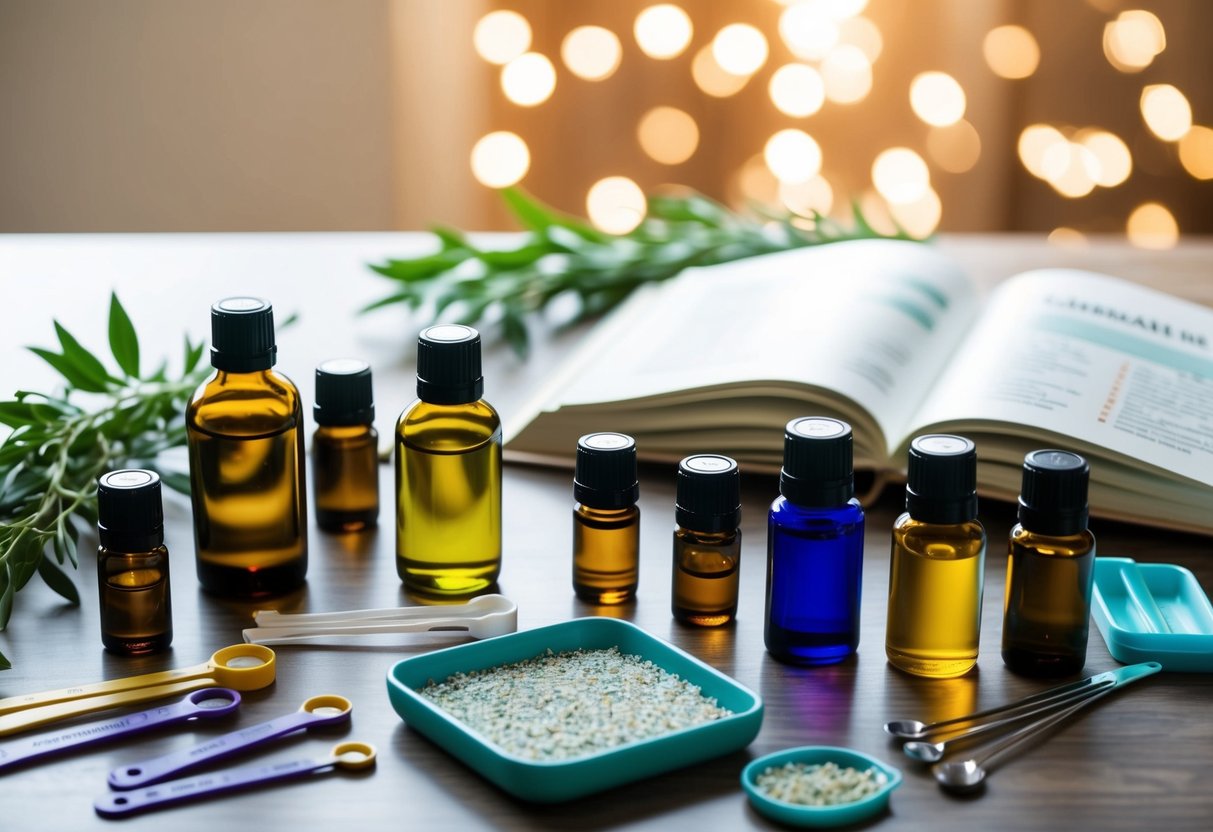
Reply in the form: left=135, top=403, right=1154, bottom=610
left=97, top=469, right=164, bottom=552
left=1018, top=449, right=1090, bottom=536
left=314, top=359, right=375, bottom=426
left=779, top=417, right=855, bottom=507
left=675, top=454, right=741, bottom=533
left=210, top=297, right=277, bottom=372
left=574, top=433, right=639, bottom=509
left=416, top=325, right=484, bottom=405
left=905, top=434, right=978, bottom=524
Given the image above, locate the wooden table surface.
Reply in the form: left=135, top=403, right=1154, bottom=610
left=1, top=233, right=1211, bottom=831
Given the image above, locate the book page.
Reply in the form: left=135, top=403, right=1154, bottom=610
left=908, top=269, right=1213, bottom=486
left=530, top=240, right=978, bottom=453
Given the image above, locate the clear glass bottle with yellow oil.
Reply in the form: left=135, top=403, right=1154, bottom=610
left=572, top=432, right=640, bottom=604
left=396, top=325, right=501, bottom=596
left=1002, top=450, right=1096, bottom=677
left=672, top=454, right=741, bottom=627
left=96, top=469, right=172, bottom=655
left=885, top=435, right=985, bottom=678
left=312, top=358, right=379, bottom=533
left=186, top=297, right=307, bottom=596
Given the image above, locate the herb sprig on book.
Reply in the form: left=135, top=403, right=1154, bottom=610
left=0, top=294, right=208, bottom=670
left=365, top=188, right=918, bottom=357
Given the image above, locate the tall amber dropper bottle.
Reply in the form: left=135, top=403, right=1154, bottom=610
left=572, top=432, right=640, bottom=604
left=186, top=297, right=307, bottom=596
left=885, top=435, right=986, bottom=678
left=396, top=325, right=501, bottom=596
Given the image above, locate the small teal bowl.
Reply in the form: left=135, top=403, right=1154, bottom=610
left=741, top=746, right=902, bottom=828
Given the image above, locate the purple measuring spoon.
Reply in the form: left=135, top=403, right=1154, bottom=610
left=95, top=741, right=376, bottom=818
left=0, top=688, right=240, bottom=773
left=108, top=694, right=352, bottom=789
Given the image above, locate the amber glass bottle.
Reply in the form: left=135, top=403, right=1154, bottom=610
left=672, top=455, right=742, bottom=627
left=312, top=359, right=379, bottom=532
left=885, top=435, right=986, bottom=678
left=97, top=469, right=173, bottom=655
left=1002, top=450, right=1096, bottom=677
left=396, top=325, right=501, bottom=596
left=572, top=432, right=640, bottom=604
left=186, top=297, right=307, bottom=596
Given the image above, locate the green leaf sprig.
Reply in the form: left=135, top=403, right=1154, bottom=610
left=365, top=188, right=918, bottom=356
left=0, top=294, right=209, bottom=669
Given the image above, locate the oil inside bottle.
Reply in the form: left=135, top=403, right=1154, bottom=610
left=672, top=529, right=740, bottom=626
left=573, top=506, right=639, bottom=604
left=1002, top=532, right=1095, bottom=676
left=314, top=425, right=380, bottom=532
left=99, top=552, right=172, bottom=655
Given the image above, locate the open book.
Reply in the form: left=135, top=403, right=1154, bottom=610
left=505, top=240, right=1213, bottom=534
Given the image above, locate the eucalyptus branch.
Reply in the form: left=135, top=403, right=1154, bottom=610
left=0, top=293, right=209, bottom=669
left=365, top=187, right=918, bottom=356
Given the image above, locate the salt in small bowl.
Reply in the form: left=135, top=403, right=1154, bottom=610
left=741, top=746, right=902, bottom=828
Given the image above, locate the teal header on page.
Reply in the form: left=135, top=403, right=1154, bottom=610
left=1034, top=313, right=1213, bottom=378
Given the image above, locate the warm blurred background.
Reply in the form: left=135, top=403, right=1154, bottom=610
left=1, top=0, right=1209, bottom=247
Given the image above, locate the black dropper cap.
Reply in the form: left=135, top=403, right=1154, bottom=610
left=416, top=325, right=483, bottom=405
left=1018, top=449, right=1090, bottom=535
left=905, top=434, right=978, bottom=524
left=574, top=433, right=639, bottom=509
left=97, top=469, right=164, bottom=552
left=209, top=297, right=276, bottom=372
left=314, top=359, right=375, bottom=426
left=675, top=455, right=741, bottom=533
left=779, top=417, right=855, bottom=507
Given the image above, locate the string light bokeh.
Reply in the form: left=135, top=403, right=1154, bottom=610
left=467, top=0, right=1210, bottom=248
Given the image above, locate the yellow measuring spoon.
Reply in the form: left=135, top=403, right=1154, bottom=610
left=0, top=645, right=275, bottom=737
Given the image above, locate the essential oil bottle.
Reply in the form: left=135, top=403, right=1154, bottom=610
left=396, top=325, right=501, bottom=595
left=765, top=417, right=865, bottom=666
left=1002, top=450, right=1096, bottom=677
left=572, top=433, right=640, bottom=604
left=672, top=455, right=741, bottom=627
left=96, top=469, right=172, bottom=655
left=885, top=435, right=986, bottom=678
left=186, top=297, right=307, bottom=596
left=312, top=359, right=379, bottom=533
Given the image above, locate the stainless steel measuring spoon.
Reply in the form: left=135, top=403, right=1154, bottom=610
left=0, top=689, right=240, bottom=773
left=108, top=694, right=353, bottom=789
left=94, top=741, right=377, bottom=818
left=932, top=661, right=1161, bottom=792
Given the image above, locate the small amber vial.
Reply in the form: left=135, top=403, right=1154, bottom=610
left=672, top=455, right=742, bottom=627
left=572, top=432, right=640, bottom=604
left=96, top=469, right=173, bottom=655
left=312, top=359, right=379, bottom=532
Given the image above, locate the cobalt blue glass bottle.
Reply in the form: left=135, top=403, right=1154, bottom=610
left=764, top=417, right=864, bottom=665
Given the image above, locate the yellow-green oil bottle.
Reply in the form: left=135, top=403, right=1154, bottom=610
left=572, top=432, right=640, bottom=604
left=186, top=297, right=307, bottom=596
left=885, top=435, right=985, bottom=678
left=396, top=325, right=501, bottom=595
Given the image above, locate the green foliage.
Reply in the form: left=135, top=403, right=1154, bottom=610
left=365, top=188, right=919, bottom=356
left=0, top=294, right=210, bottom=670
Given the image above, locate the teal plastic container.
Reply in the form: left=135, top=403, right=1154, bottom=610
left=741, top=746, right=902, bottom=828
left=386, top=617, right=764, bottom=802
left=1092, top=557, right=1213, bottom=672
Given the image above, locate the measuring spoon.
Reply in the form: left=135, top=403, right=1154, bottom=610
left=109, top=695, right=353, bottom=789
left=0, top=645, right=274, bottom=737
left=94, top=741, right=377, bottom=818
left=0, top=689, right=240, bottom=773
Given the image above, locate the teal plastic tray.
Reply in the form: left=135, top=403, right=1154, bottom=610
left=1092, top=557, right=1213, bottom=672
left=386, top=617, right=764, bottom=802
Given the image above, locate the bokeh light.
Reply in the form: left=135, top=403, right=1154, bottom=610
left=927, top=120, right=982, bottom=174
left=1048, top=228, right=1089, bottom=249
left=473, top=11, right=532, bottom=65
left=637, top=107, right=700, bottom=165
left=838, top=16, right=883, bottom=63
left=1018, top=124, right=1067, bottom=179
left=910, top=71, right=966, bottom=127
left=1077, top=129, right=1132, bottom=187
left=872, top=147, right=930, bottom=204
left=1127, top=202, right=1178, bottom=249
left=587, top=176, right=647, bottom=234
left=470, top=132, right=530, bottom=188
left=769, top=64, right=826, bottom=118
left=561, top=26, right=622, bottom=81
left=501, top=52, right=556, bottom=107
left=983, top=25, right=1040, bottom=79
left=634, top=5, right=693, bottom=60
left=713, top=24, right=769, bottom=76
left=780, top=175, right=834, bottom=217
left=1103, top=10, right=1166, bottom=73
left=779, top=3, right=839, bottom=61
left=821, top=45, right=872, bottom=104
left=764, top=129, right=823, bottom=184
left=888, top=187, right=942, bottom=237
left=736, top=154, right=780, bottom=204
left=1043, top=141, right=1098, bottom=198
left=1178, top=126, right=1213, bottom=180
left=1141, top=84, right=1192, bottom=141
left=691, top=45, right=750, bottom=97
